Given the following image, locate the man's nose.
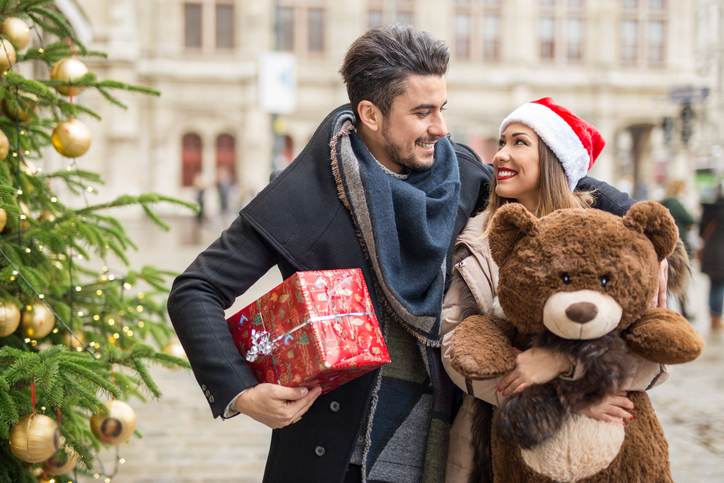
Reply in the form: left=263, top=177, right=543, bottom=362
left=429, top=113, right=447, bottom=138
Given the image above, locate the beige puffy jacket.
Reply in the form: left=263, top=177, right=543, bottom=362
left=441, top=209, right=670, bottom=483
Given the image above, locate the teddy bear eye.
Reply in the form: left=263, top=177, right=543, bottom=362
left=600, top=275, right=610, bottom=288
left=560, top=273, right=571, bottom=285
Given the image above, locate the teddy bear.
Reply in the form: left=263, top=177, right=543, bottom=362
left=445, top=201, right=704, bottom=483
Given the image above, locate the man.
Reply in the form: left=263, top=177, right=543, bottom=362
left=167, top=26, right=633, bottom=483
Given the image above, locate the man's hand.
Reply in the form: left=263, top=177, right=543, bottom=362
left=496, top=348, right=571, bottom=398
left=234, top=383, right=322, bottom=429
left=579, top=391, right=634, bottom=425
left=650, top=258, right=668, bottom=308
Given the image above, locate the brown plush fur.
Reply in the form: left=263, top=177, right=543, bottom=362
left=624, top=307, right=704, bottom=364
left=498, top=333, right=632, bottom=449
left=450, top=201, right=703, bottom=482
left=448, top=315, right=518, bottom=378
left=490, top=392, right=673, bottom=483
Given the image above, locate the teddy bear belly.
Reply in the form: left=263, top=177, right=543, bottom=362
left=520, top=414, right=625, bottom=483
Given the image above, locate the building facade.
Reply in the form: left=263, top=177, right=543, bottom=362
left=73, top=0, right=720, bottom=212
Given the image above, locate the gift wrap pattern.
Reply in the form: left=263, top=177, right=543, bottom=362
left=227, top=269, right=391, bottom=394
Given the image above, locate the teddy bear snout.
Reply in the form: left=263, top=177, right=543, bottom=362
left=543, top=290, right=623, bottom=340
left=565, top=302, right=598, bottom=324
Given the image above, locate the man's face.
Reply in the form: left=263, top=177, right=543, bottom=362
left=378, top=75, right=448, bottom=172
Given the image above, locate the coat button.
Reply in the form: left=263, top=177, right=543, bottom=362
left=314, top=445, right=326, bottom=457
left=329, top=401, right=341, bottom=413
left=201, top=384, right=207, bottom=390
left=209, top=395, right=215, bottom=403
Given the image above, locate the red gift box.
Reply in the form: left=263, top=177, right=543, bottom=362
left=227, top=269, right=391, bottom=394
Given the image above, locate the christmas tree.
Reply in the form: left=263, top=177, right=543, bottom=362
left=0, top=2, right=193, bottom=482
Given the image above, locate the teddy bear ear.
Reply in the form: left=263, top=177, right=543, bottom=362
left=622, top=201, right=678, bottom=261
left=488, top=203, right=539, bottom=267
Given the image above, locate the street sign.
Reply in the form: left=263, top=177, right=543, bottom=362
left=258, top=52, right=297, bottom=114
left=669, top=86, right=710, bottom=103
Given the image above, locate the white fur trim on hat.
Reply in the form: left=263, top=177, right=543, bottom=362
left=499, top=103, right=589, bottom=190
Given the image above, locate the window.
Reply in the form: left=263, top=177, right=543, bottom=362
left=455, top=14, right=471, bottom=59
left=566, top=16, right=583, bottom=61
left=181, top=133, right=202, bottom=187
left=619, top=0, right=667, bottom=66
left=275, top=2, right=326, bottom=54
left=540, top=16, right=556, bottom=60
left=215, top=134, right=236, bottom=181
left=648, top=19, right=665, bottom=65
left=368, top=1, right=415, bottom=27
left=275, top=5, right=295, bottom=51
left=453, top=0, right=502, bottom=62
left=307, top=8, right=325, bottom=53
left=482, top=14, right=500, bottom=61
left=620, top=19, right=638, bottom=64
left=215, top=2, right=234, bottom=49
left=184, top=3, right=202, bottom=49
left=537, top=0, right=586, bottom=63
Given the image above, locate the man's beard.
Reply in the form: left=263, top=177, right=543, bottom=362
left=381, top=125, right=436, bottom=172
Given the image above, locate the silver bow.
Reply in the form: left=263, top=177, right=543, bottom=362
left=245, top=328, right=273, bottom=362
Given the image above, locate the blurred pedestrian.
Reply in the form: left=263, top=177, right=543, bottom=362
left=661, top=180, right=695, bottom=253
left=216, top=166, right=233, bottom=215
left=661, top=179, right=695, bottom=318
left=192, top=172, right=206, bottom=224
left=699, top=183, right=724, bottom=331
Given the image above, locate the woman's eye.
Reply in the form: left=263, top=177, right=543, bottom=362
left=514, top=139, right=526, bottom=145
left=561, top=273, right=571, bottom=284
left=600, top=275, right=609, bottom=288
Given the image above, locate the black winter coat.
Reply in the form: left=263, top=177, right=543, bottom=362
left=700, top=199, right=724, bottom=280
left=167, top=105, right=633, bottom=483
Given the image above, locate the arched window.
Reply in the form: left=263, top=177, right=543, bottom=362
left=215, top=133, right=236, bottom=181
left=181, top=132, right=202, bottom=187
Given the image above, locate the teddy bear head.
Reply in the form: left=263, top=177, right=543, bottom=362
left=487, top=201, right=677, bottom=339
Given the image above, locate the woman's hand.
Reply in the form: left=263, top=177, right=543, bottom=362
left=496, top=347, right=571, bottom=398
left=579, top=391, right=634, bottom=425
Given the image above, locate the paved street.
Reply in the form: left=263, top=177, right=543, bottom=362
left=83, top=216, right=724, bottom=483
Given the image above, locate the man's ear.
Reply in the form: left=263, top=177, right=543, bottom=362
left=488, top=203, right=539, bottom=267
left=357, top=100, right=382, bottom=132
left=622, top=201, right=678, bottom=261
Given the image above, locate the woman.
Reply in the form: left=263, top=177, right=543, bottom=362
left=441, top=98, right=668, bottom=482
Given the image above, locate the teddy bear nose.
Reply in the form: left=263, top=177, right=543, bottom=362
left=565, top=302, right=598, bottom=323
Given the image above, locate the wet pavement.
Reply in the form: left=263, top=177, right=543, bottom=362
left=82, top=217, right=724, bottom=483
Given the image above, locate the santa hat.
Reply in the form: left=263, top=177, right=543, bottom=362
left=499, top=97, right=605, bottom=189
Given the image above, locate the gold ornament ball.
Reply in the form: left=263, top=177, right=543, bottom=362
left=63, top=331, right=85, bottom=351
left=0, top=301, right=21, bottom=337
left=9, top=414, right=61, bottom=463
left=0, top=207, right=7, bottom=233
left=0, top=128, right=8, bottom=160
left=90, top=400, right=137, bottom=445
left=50, top=58, right=89, bottom=96
left=3, top=93, right=36, bottom=122
left=0, top=37, right=16, bottom=74
left=22, top=303, right=55, bottom=339
left=39, top=210, right=56, bottom=223
left=1, top=17, right=30, bottom=51
left=44, top=446, right=80, bottom=476
left=163, top=336, right=187, bottom=359
left=18, top=201, right=32, bottom=230
left=51, top=118, right=91, bottom=158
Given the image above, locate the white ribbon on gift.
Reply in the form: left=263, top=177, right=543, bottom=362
left=244, top=311, right=372, bottom=363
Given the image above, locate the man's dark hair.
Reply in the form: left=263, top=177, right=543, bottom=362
left=340, top=25, right=449, bottom=119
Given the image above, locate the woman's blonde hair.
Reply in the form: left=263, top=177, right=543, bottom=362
left=484, top=135, right=593, bottom=228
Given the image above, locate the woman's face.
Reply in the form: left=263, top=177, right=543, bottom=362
left=492, top=122, right=541, bottom=210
